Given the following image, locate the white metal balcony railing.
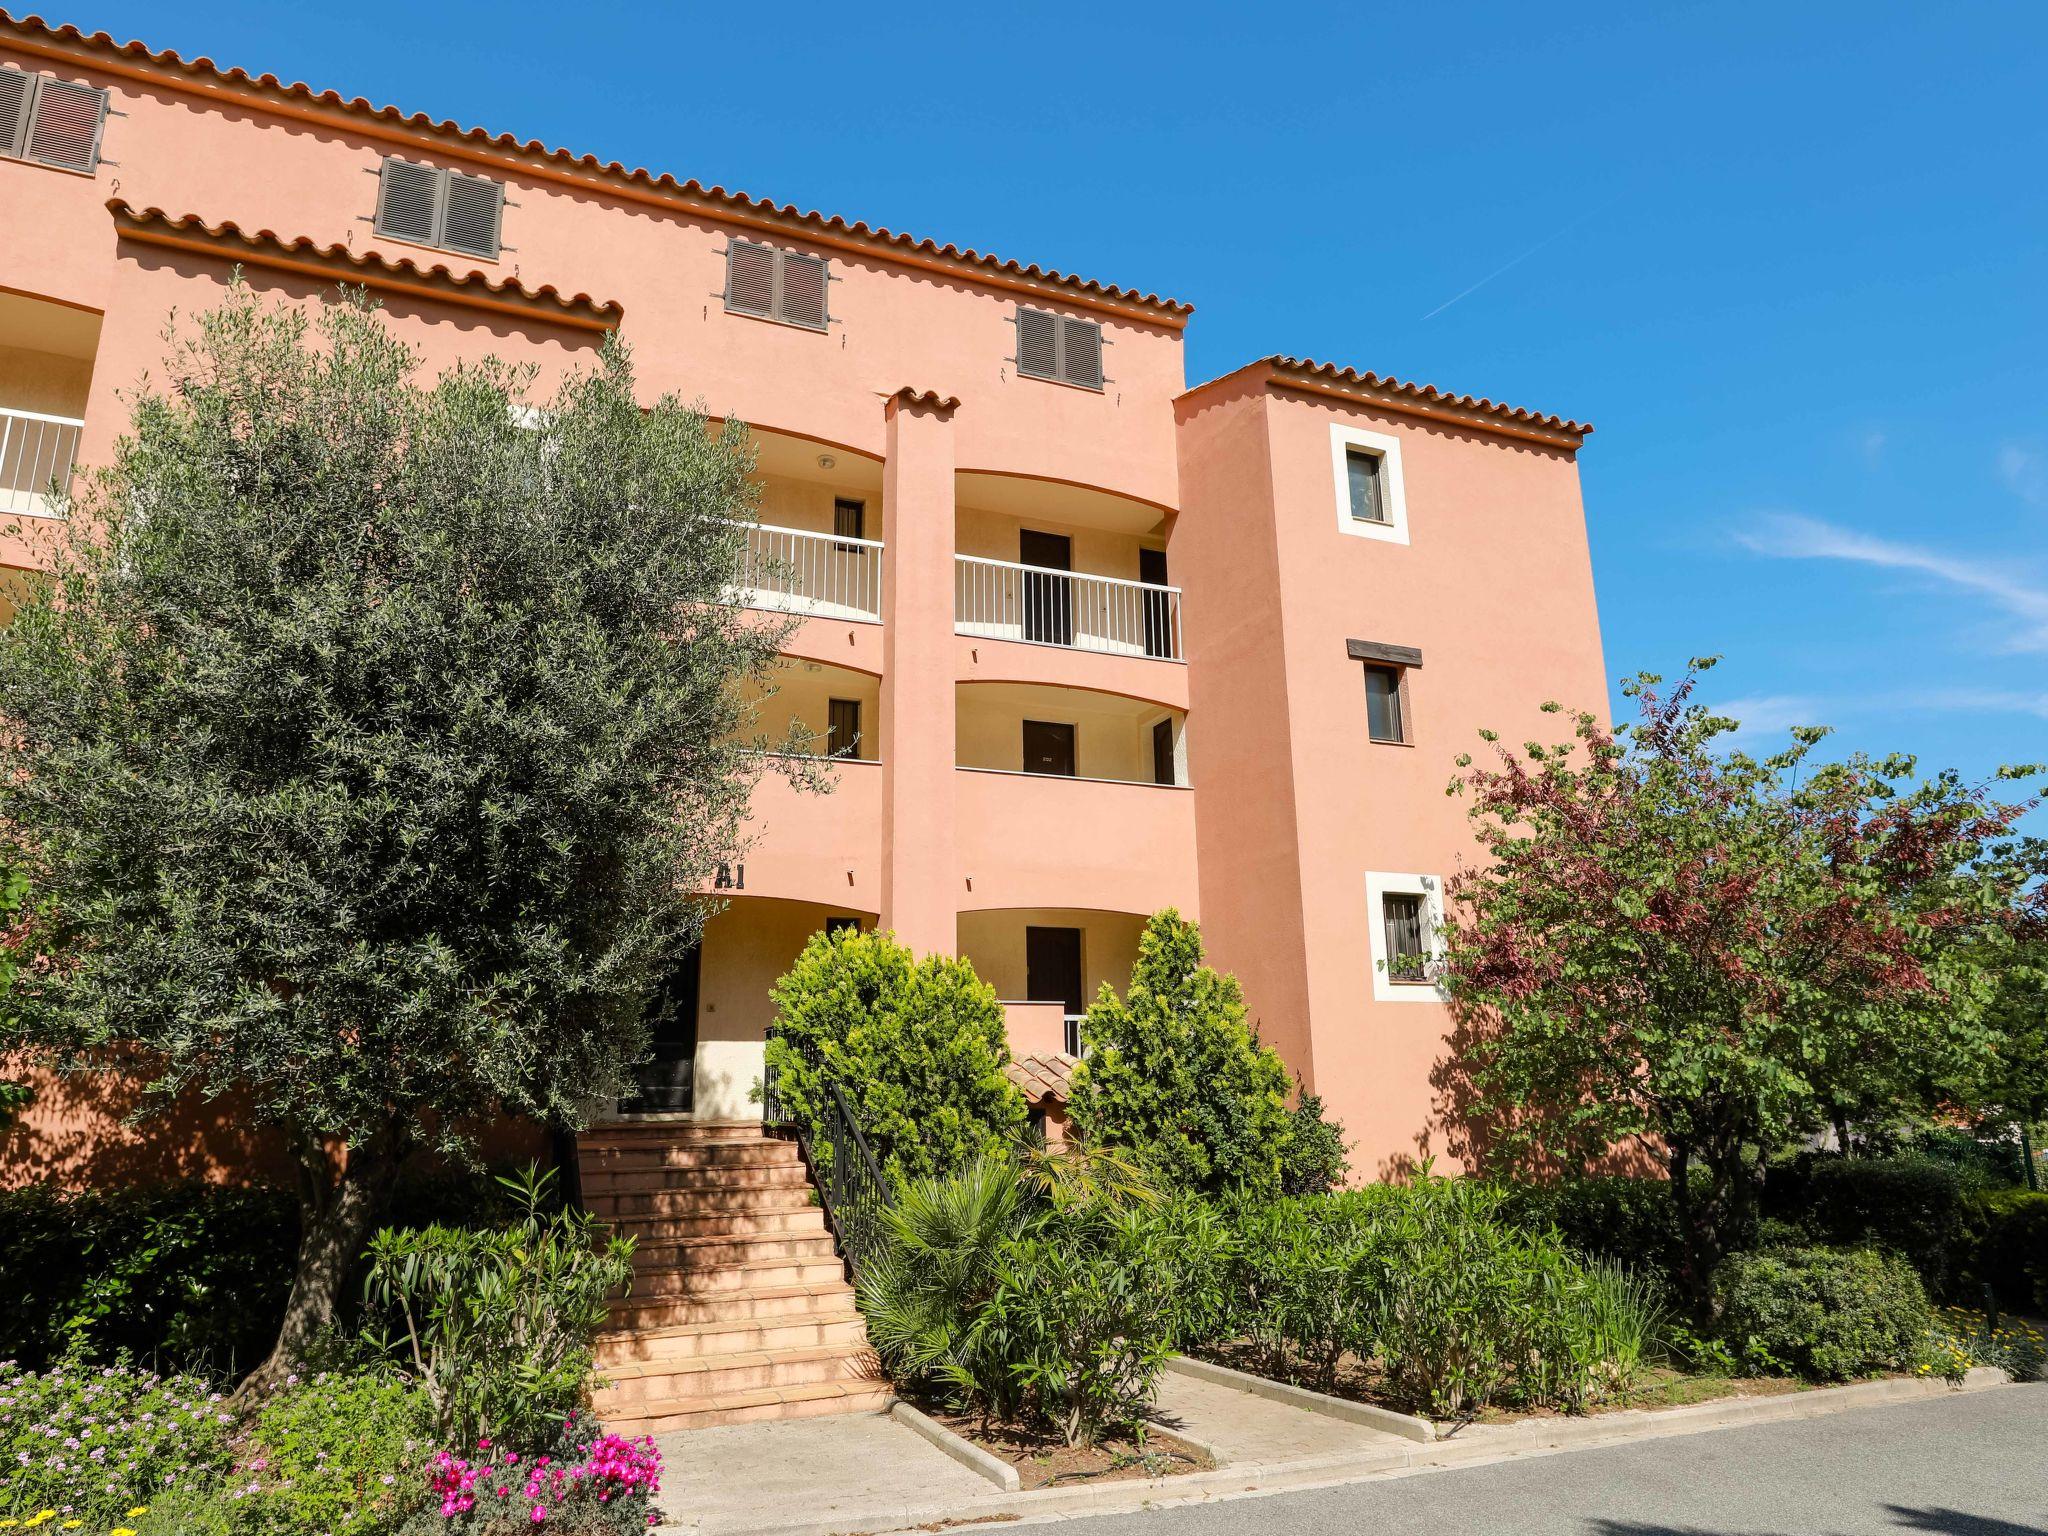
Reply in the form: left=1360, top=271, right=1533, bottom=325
left=955, top=554, right=1184, bottom=661
left=0, top=408, right=83, bottom=519
left=730, top=521, right=883, bottom=622
left=1064, top=1013, right=1086, bottom=1056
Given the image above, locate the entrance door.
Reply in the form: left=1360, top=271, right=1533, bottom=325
left=1139, top=547, right=1173, bottom=658
left=1026, top=925, right=1084, bottom=1054
left=622, top=942, right=700, bottom=1113
left=1022, top=719, right=1076, bottom=777
left=1020, top=529, right=1073, bottom=646
left=1152, top=717, right=1176, bottom=786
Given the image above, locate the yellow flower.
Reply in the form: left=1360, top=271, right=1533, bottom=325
left=60, top=1523, right=80, bottom=1531
left=111, top=1528, right=138, bottom=1536
left=125, top=1513, right=149, bottom=1521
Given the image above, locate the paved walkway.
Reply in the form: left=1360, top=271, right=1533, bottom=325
left=1149, top=1367, right=1413, bottom=1462
left=1068, top=1384, right=2048, bottom=1536
left=651, top=1411, right=989, bottom=1534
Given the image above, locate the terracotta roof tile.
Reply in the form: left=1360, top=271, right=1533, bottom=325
left=1270, top=355, right=1590, bottom=440
left=886, top=387, right=962, bottom=414
left=3, top=12, right=1191, bottom=323
left=1006, top=1053, right=1079, bottom=1105
left=1184, top=356, right=1592, bottom=445
left=106, top=199, right=624, bottom=330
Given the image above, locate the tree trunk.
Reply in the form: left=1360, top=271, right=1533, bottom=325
left=1668, top=1137, right=1713, bottom=1321
left=237, top=1121, right=407, bottom=1397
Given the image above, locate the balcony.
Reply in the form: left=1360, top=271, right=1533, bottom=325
left=955, top=768, right=1197, bottom=915
left=955, top=555, right=1183, bottom=662
left=0, top=407, right=82, bottom=519
left=732, top=521, right=883, bottom=623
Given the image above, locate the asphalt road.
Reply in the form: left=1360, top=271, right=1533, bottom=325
left=1074, top=1384, right=2048, bottom=1536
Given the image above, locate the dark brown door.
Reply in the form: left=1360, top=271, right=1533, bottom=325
left=832, top=497, right=865, bottom=552
left=1139, top=547, right=1173, bottom=658
left=1023, top=719, right=1076, bottom=777
left=1152, top=718, right=1176, bottom=785
left=1027, top=925, right=1084, bottom=1015
left=622, top=941, right=700, bottom=1113
left=1020, top=529, right=1073, bottom=645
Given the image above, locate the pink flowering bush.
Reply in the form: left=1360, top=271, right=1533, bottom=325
left=403, top=1414, right=662, bottom=1535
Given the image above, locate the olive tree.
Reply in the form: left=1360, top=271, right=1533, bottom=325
left=0, top=284, right=793, bottom=1386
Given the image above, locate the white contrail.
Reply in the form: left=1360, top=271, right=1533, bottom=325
left=1419, top=212, right=1597, bottom=321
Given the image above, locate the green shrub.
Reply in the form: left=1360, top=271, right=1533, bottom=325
left=858, top=1153, right=1183, bottom=1446
left=765, top=927, right=1025, bottom=1186
left=0, top=1166, right=561, bottom=1378
left=1068, top=911, right=1292, bottom=1199
left=0, top=1182, right=297, bottom=1375
left=1217, top=1177, right=1656, bottom=1418
left=0, top=1354, right=236, bottom=1526
left=1968, top=1188, right=2048, bottom=1311
left=1765, top=1154, right=1978, bottom=1297
left=1899, top=1127, right=2027, bottom=1190
left=1494, top=1175, right=1684, bottom=1284
left=1713, top=1246, right=1930, bottom=1381
left=362, top=1166, right=634, bottom=1451
left=1345, top=1177, right=1608, bottom=1417
left=1222, top=1195, right=1382, bottom=1390
left=1277, top=1088, right=1351, bottom=1197
left=226, top=1369, right=435, bottom=1534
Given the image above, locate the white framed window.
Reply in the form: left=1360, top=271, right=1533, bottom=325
left=1365, top=871, right=1445, bottom=1003
left=1328, top=423, right=1410, bottom=546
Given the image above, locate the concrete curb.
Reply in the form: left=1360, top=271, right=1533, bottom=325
left=887, top=1401, right=1020, bottom=1492
left=1166, top=1353, right=1437, bottom=1442
left=658, top=1367, right=2014, bottom=1536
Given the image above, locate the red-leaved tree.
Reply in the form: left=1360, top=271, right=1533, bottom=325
left=1438, top=660, right=2041, bottom=1314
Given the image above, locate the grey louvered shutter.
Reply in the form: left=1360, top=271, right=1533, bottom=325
left=24, top=76, right=107, bottom=173
left=1016, top=307, right=1059, bottom=380
left=779, top=251, right=828, bottom=329
left=440, top=170, right=504, bottom=259
left=0, top=68, right=33, bottom=159
left=375, top=158, right=444, bottom=246
left=726, top=241, right=776, bottom=317
left=1060, top=316, right=1103, bottom=389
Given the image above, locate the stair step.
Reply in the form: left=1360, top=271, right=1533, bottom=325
left=597, top=1343, right=877, bottom=1401
left=595, top=1380, right=894, bottom=1435
left=628, top=1232, right=838, bottom=1270
left=608, top=1281, right=854, bottom=1330
left=582, top=1119, right=773, bottom=1142
left=596, top=1310, right=866, bottom=1365
left=623, top=1256, right=846, bottom=1297
left=583, top=1164, right=811, bottom=1198
left=579, top=1141, right=801, bottom=1172
left=604, top=1206, right=826, bottom=1242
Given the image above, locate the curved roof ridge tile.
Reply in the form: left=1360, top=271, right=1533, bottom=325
left=1266, top=354, right=1593, bottom=437
left=5, top=11, right=1192, bottom=321
left=105, top=199, right=624, bottom=324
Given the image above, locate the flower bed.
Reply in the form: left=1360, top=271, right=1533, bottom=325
left=924, top=1408, right=1211, bottom=1490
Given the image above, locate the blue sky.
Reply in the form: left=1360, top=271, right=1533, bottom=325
left=90, top=1, right=2047, bottom=823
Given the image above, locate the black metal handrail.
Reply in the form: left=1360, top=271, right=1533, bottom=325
left=762, top=1054, right=890, bottom=1277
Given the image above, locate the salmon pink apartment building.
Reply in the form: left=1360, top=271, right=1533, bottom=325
left=0, top=12, right=1606, bottom=1185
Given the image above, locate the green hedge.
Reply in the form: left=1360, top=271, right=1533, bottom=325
left=1968, top=1188, right=2048, bottom=1312
left=1764, top=1154, right=1979, bottom=1298
left=1493, top=1174, right=1686, bottom=1281
left=0, top=1166, right=554, bottom=1375
left=1713, top=1245, right=1930, bottom=1380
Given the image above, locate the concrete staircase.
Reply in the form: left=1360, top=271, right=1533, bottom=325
left=583, top=1120, right=891, bottom=1433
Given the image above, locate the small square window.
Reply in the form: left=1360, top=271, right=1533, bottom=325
left=1346, top=447, right=1387, bottom=524
left=1364, top=665, right=1406, bottom=744
left=1381, top=893, right=1429, bottom=983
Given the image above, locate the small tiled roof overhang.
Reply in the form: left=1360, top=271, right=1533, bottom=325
left=1006, top=1052, right=1079, bottom=1106
left=2, top=12, right=1191, bottom=327
left=1182, top=355, right=1592, bottom=449
left=107, top=201, right=625, bottom=332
